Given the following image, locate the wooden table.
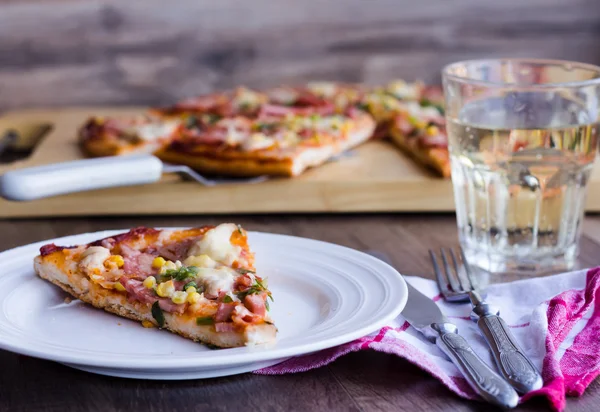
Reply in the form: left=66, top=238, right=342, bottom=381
left=1, top=214, right=599, bottom=412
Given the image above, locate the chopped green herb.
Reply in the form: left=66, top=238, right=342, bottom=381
left=159, top=266, right=200, bottom=282
left=237, top=277, right=272, bottom=302
left=151, top=301, right=165, bottom=328
left=202, top=113, right=222, bottom=125
left=237, top=224, right=243, bottom=235
left=310, top=114, right=320, bottom=122
left=355, top=102, right=369, bottom=112
left=239, top=102, right=253, bottom=111
left=236, top=268, right=255, bottom=275
left=222, top=295, right=234, bottom=303
left=265, top=299, right=270, bottom=311
left=183, top=281, right=198, bottom=291
left=420, top=99, right=445, bottom=115
left=185, top=115, right=200, bottom=130
left=196, top=316, right=214, bottom=325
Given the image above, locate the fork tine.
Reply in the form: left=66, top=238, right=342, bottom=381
left=460, top=246, right=476, bottom=290
left=440, top=248, right=461, bottom=292
left=449, top=248, right=466, bottom=291
left=429, top=250, right=449, bottom=294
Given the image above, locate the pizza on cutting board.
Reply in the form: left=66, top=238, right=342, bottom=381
left=34, top=223, right=276, bottom=348
left=77, top=80, right=450, bottom=178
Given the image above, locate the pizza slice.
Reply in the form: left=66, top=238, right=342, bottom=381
left=361, top=80, right=450, bottom=177
left=388, top=101, right=450, bottom=177
left=79, top=87, right=268, bottom=158
left=154, top=98, right=376, bottom=177
left=79, top=115, right=181, bottom=157
left=34, top=223, right=277, bottom=348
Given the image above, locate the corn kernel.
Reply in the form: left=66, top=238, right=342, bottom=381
left=185, top=286, right=197, bottom=293
left=156, top=280, right=175, bottom=297
left=152, top=257, right=166, bottom=268
left=426, top=125, right=439, bottom=136
left=171, top=291, right=187, bottom=305
left=141, top=320, right=155, bottom=328
left=143, top=276, right=157, bottom=289
left=187, top=291, right=202, bottom=304
left=106, top=255, right=125, bottom=268
left=114, top=282, right=126, bottom=292
left=160, top=260, right=178, bottom=274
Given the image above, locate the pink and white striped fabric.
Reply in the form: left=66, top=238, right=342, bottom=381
left=256, top=267, right=600, bottom=411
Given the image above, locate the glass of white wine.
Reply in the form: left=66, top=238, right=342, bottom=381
left=442, top=59, right=600, bottom=275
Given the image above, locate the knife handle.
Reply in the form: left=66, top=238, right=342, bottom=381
left=476, top=313, right=543, bottom=393
left=433, top=323, right=519, bottom=409
left=0, top=155, right=163, bottom=201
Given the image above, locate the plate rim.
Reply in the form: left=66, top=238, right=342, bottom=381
left=0, top=228, right=408, bottom=370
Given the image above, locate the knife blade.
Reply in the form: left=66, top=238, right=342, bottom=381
left=403, top=283, right=519, bottom=408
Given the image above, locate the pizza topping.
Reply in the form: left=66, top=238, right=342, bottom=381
left=132, top=121, right=179, bottom=142
left=267, top=87, right=298, bottom=105
left=242, top=133, right=276, bottom=151
left=184, top=254, right=218, bottom=269
left=156, top=279, right=176, bottom=297
left=151, top=301, right=165, bottom=328
left=143, top=276, right=157, bottom=289
left=196, top=316, right=214, bottom=325
left=79, top=246, right=111, bottom=275
left=387, top=80, right=423, bottom=100
left=195, top=267, right=238, bottom=297
left=306, top=81, right=337, bottom=98
left=214, top=302, right=237, bottom=322
left=187, top=223, right=245, bottom=266
left=244, top=293, right=267, bottom=317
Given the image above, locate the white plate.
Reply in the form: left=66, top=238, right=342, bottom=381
left=0, top=229, right=407, bottom=379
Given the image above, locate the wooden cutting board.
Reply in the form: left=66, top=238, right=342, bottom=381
left=1, top=107, right=599, bottom=218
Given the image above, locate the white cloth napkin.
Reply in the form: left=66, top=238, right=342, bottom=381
left=256, top=268, right=600, bottom=412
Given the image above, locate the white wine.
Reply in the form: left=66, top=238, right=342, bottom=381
left=448, top=95, right=599, bottom=273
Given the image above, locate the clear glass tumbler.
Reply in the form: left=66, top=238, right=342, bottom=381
left=442, top=59, right=600, bottom=274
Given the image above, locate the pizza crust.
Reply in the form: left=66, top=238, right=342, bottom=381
left=155, top=113, right=376, bottom=177
left=34, top=256, right=277, bottom=348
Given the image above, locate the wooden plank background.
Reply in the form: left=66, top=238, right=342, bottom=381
left=0, top=0, right=599, bottom=111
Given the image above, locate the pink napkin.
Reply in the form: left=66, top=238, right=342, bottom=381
left=256, top=267, right=600, bottom=411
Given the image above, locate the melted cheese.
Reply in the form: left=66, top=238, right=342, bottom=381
left=187, top=223, right=244, bottom=266
left=184, top=254, right=218, bottom=268
left=242, top=133, right=276, bottom=151
left=307, top=81, right=337, bottom=98
left=134, top=121, right=179, bottom=141
left=387, top=80, right=421, bottom=100
left=196, top=267, right=237, bottom=296
left=79, top=246, right=111, bottom=273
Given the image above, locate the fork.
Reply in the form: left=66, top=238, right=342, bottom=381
left=430, top=247, right=544, bottom=394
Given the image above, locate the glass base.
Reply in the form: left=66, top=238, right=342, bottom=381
left=462, top=243, right=577, bottom=279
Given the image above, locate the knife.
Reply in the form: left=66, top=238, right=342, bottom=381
left=403, top=282, right=519, bottom=409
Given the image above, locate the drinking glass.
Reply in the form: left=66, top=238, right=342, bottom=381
left=442, top=59, right=600, bottom=274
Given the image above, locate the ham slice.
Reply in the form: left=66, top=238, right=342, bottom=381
left=120, top=278, right=156, bottom=305
left=244, top=293, right=267, bottom=317
left=214, top=302, right=237, bottom=322
left=232, top=304, right=262, bottom=326
left=119, top=277, right=186, bottom=313
left=158, top=299, right=186, bottom=314
left=394, top=116, right=414, bottom=135
left=421, top=133, right=448, bottom=148
left=123, top=253, right=156, bottom=278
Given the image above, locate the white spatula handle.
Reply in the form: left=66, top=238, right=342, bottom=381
left=0, top=155, right=163, bottom=201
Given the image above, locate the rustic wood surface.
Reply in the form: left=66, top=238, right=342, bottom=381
left=1, top=0, right=599, bottom=110
left=0, top=214, right=599, bottom=411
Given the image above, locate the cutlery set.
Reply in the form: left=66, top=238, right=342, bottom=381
left=401, top=247, right=543, bottom=409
